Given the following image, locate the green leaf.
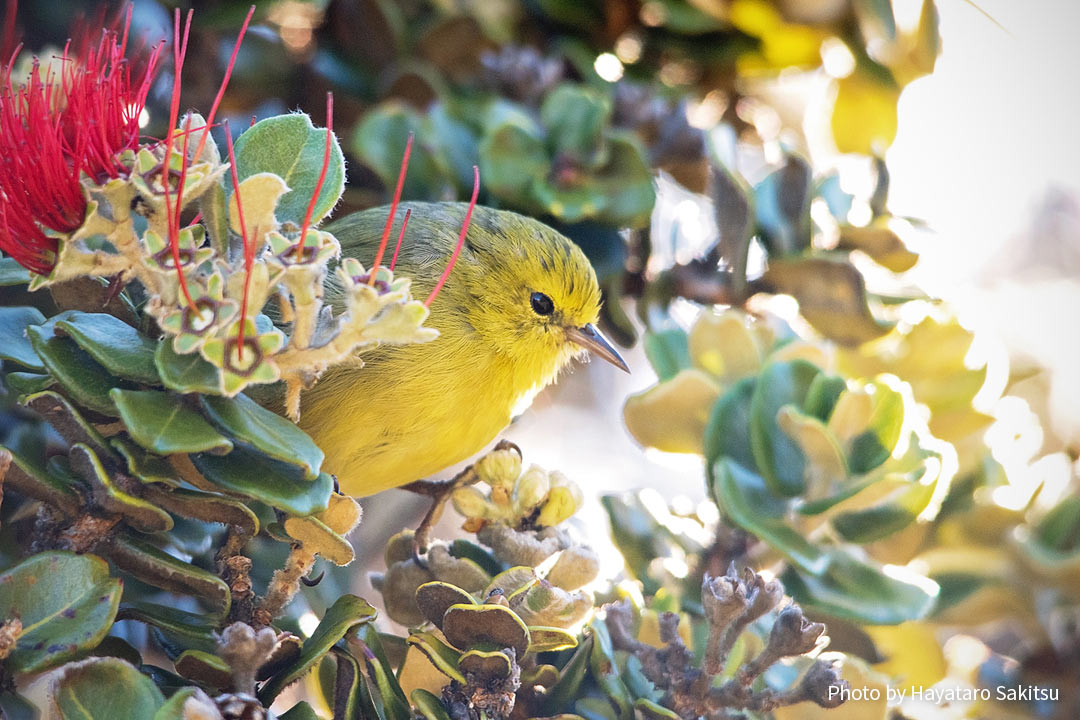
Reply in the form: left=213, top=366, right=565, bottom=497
left=110, top=438, right=179, bottom=486
left=108, top=533, right=230, bottom=614
left=51, top=658, right=164, bottom=720
left=351, top=102, right=456, bottom=201
left=832, top=478, right=936, bottom=543
left=412, top=689, right=453, bottom=720
left=118, top=602, right=218, bottom=655
left=750, top=360, right=822, bottom=496
left=802, top=373, right=847, bottom=422
left=587, top=619, right=632, bottom=720
left=1035, top=496, right=1080, bottom=553
left=1, top=427, right=82, bottom=514
left=0, top=256, right=31, bottom=286
left=259, top=595, right=377, bottom=702
left=191, top=448, right=333, bottom=516
left=704, top=377, right=758, bottom=472
left=201, top=394, right=323, bottom=479
left=69, top=444, right=174, bottom=533
left=0, top=306, right=45, bottom=371
left=541, top=84, right=610, bottom=165
left=479, top=122, right=549, bottom=201
left=174, top=649, right=232, bottom=689
left=280, top=700, right=321, bottom=720
left=542, top=635, right=591, bottom=715
left=755, top=155, right=812, bottom=256
left=233, top=112, right=345, bottom=226
left=27, top=324, right=123, bottom=415
left=110, top=389, right=233, bottom=455
left=710, top=163, right=754, bottom=298
left=710, top=459, right=827, bottom=575
left=429, top=103, right=480, bottom=193
left=847, top=381, right=905, bottom=474
left=0, top=692, right=37, bottom=720
left=154, top=340, right=222, bottom=395
left=0, top=552, right=121, bottom=674
left=353, top=624, right=411, bottom=720
left=5, top=371, right=55, bottom=395
left=594, top=133, right=655, bottom=228
left=783, top=548, right=937, bottom=624
left=55, top=313, right=160, bottom=384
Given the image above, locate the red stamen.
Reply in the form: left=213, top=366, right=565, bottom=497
left=191, top=211, right=203, bottom=225
left=426, top=166, right=478, bottom=307
left=193, top=4, right=253, bottom=163
left=389, top=208, right=412, bottom=272
left=0, top=5, right=162, bottom=275
left=369, top=132, right=413, bottom=284
left=161, top=9, right=195, bottom=308
left=224, top=122, right=253, bottom=360
left=295, top=92, right=333, bottom=263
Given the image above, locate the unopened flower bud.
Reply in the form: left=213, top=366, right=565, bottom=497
left=767, top=605, right=825, bottom=657
left=452, top=486, right=491, bottom=520
left=476, top=448, right=522, bottom=490
left=536, top=485, right=580, bottom=527
left=800, top=659, right=848, bottom=708
left=513, top=465, right=551, bottom=514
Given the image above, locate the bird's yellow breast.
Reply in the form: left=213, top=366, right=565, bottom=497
left=298, top=317, right=569, bottom=496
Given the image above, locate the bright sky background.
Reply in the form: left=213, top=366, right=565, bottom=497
left=889, top=0, right=1080, bottom=445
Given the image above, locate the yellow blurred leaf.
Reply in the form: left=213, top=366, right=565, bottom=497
left=831, top=72, right=900, bottom=155
left=838, top=222, right=919, bottom=273
left=688, top=311, right=763, bottom=382
left=623, top=369, right=721, bottom=454
left=774, top=656, right=888, bottom=720
left=637, top=609, right=693, bottom=649
left=827, top=388, right=873, bottom=446
left=866, top=622, right=945, bottom=693
left=763, top=257, right=892, bottom=346
left=761, top=23, right=825, bottom=67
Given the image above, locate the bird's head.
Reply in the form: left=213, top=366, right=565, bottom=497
left=451, top=208, right=629, bottom=376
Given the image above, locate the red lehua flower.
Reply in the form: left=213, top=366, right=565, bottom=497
left=0, top=7, right=162, bottom=274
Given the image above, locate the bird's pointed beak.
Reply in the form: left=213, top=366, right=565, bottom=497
left=567, top=323, right=630, bottom=373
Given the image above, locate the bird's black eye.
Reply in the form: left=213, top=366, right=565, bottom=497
left=530, top=291, right=554, bottom=316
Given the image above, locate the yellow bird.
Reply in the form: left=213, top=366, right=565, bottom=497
left=298, top=201, right=628, bottom=498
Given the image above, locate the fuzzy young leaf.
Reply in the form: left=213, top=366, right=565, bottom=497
left=0, top=552, right=122, bottom=674
left=232, top=113, right=345, bottom=226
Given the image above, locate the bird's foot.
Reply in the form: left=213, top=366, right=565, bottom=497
left=402, top=440, right=519, bottom=565
left=402, top=467, right=479, bottom=566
